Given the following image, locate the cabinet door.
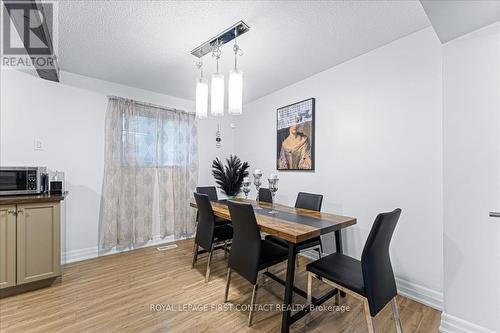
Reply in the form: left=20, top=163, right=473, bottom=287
left=0, top=205, right=16, bottom=289
left=16, top=202, right=61, bottom=285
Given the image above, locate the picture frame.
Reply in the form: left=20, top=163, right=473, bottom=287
left=276, top=98, right=315, bottom=171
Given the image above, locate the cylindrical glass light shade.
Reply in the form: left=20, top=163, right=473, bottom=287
left=210, top=73, right=225, bottom=116
left=228, top=68, right=243, bottom=115
left=195, top=77, right=208, bottom=119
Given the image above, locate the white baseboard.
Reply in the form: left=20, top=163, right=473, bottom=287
left=61, top=235, right=181, bottom=264
left=299, top=250, right=443, bottom=311
left=395, top=277, right=443, bottom=311
left=63, top=246, right=98, bottom=263
left=440, top=313, right=497, bottom=333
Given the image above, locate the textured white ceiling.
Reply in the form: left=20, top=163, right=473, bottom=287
left=58, top=1, right=430, bottom=103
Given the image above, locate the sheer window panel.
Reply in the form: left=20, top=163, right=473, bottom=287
left=99, top=96, right=198, bottom=251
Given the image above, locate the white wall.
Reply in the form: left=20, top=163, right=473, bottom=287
left=234, top=27, right=444, bottom=308
left=0, top=69, right=234, bottom=260
left=441, top=23, right=500, bottom=333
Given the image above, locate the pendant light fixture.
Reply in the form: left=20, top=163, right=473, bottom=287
left=191, top=21, right=249, bottom=119
left=195, top=61, right=208, bottom=119
left=228, top=28, right=243, bottom=115
left=210, top=43, right=224, bottom=117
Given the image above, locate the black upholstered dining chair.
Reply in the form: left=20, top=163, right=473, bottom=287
left=196, top=186, right=218, bottom=200
left=258, top=187, right=273, bottom=203
left=192, top=193, right=233, bottom=282
left=195, top=186, right=230, bottom=225
left=306, top=208, right=402, bottom=333
left=266, top=192, right=324, bottom=258
left=224, top=201, right=288, bottom=327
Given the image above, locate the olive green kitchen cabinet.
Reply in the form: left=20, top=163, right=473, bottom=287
left=0, top=193, right=66, bottom=295
left=0, top=205, right=17, bottom=289
left=16, top=202, right=61, bottom=285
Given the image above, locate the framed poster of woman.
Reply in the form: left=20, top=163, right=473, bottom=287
left=277, top=98, right=315, bottom=171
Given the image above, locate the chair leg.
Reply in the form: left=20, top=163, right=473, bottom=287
left=262, top=268, right=269, bottom=286
left=363, top=299, right=375, bottom=333
left=248, top=283, right=258, bottom=327
left=223, top=240, right=228, bottom=259
left=315, top=246, right=322, bottom=259
left=391, top=297, right=403, bottom=333
left=306, top=272, right=313, bottom=324
left=335, top=289, right=340, bottom=305
left=260, top=271, right=267, bottom=286
left=205, top=244, right=214, bottom=283
left=191, top=243, right=199, bottom=268
left=224, top=268, right=231, bottom=302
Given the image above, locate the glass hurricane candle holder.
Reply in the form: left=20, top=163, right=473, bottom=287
left=268, top=176, right=279, bottom=214
left=253, top=170, right=263, bottom=200
left=242, top=178, right=251, bottom=199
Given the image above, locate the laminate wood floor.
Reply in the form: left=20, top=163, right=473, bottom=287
left=0, top=239, right=441, bottom=332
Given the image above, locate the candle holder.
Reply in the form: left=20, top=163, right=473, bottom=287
left=253, top=170, right=263, bottom=200
left=268, top=177, right=279, bottom=214
left=242, top=180, right=251, bottom=199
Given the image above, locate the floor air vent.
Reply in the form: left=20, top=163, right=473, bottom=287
left=156, top=244, right=178, bottom=251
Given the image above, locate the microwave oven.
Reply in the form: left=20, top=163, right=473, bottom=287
left=0, top=167, right=47, bottom=196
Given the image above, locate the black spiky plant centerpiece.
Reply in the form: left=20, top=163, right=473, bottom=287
left=212, top=155, right=250, bottom=197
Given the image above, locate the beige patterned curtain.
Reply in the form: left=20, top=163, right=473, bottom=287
left=157, top=110, right=198, bottom=238
left=99, top=96, right=198, bottom=251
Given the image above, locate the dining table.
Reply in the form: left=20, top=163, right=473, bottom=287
left=190, top=197, right=357, bottom=333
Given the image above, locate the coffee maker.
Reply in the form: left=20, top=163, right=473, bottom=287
left=48, top=170, right=65, bottom=194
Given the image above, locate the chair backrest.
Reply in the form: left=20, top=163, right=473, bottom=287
left=361, top=208, right=402, bottom=316
left=295, top=192, right=323, bottom=211
left=194, top=192, right=216, bottom=251
left=227, top=200, right=262, bottom=285
left=258, top=188, right=273, bottom=203
left=196, top=186, right=218, bottom=201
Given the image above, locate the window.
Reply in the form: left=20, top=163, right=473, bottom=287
left=122, top=114, right=157, bottom=167
left=121, top=112, right=190, bottom=167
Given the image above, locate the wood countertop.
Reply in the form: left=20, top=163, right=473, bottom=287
left=0, top=191, right=68, bottom=205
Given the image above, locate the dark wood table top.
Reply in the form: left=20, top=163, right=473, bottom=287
left=190, top=198, right=356, bottom=244
left=0, top=191, right=68, bottom=205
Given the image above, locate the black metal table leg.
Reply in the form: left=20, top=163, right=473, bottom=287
left=334, top=230, right=343, bottom=253
left=263, top=271, right=316, bottom=302
left=334, top=230, right=346, bottom=297
left=281, top=242, right=296, bottom=333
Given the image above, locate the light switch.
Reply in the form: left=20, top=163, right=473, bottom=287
left=34, top=139, right=44, bottom=151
